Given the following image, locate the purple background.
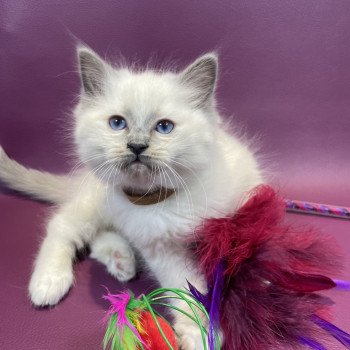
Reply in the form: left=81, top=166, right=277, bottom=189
left=0, top=1, right=349, bottom=349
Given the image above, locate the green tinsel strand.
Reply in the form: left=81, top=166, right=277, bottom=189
left=142, top=295, right=175, bottom=350
left=147, top=288, right=210, bottom=349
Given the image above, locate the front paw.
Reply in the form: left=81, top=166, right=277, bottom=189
left=106, top=250, right=136, bottom=282
left=90, top=232, right=136, bottom=282
left=29, top=268, right=74, bottom=306
left=174, top=322, right=207, bottom=350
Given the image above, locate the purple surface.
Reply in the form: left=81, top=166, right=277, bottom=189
left=0, top=0, right=349, bottom=349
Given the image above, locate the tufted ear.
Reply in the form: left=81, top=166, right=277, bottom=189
left=77, top=46, right=107, bottom=95
left=180, top=53, right=218, bottom=108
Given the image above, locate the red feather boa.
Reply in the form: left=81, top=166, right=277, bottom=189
left=194, top=185, right=342, bottom=350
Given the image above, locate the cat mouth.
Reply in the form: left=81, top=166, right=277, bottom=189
left=122, top=155, right=153, bottom=171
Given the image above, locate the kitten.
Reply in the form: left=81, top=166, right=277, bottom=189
left=0, top=46, right=263, bottom=349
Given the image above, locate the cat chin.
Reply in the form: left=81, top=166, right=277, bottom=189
left=119, top=161, right=156, bottom=188
left=120, top=169, right=175, bottom=194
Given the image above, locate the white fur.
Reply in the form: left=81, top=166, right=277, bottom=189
left=0, top=48, right=263, bottom=349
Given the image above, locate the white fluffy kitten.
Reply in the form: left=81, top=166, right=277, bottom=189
left=0, top=47, right=263, bottom=349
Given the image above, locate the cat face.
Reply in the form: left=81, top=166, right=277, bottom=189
left=74, top=47, right=219, bottom=192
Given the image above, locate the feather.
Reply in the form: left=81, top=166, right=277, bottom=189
left=260, top=262, right=337, bottom=292
left=277, top=272, right=337, bottom=292
left=299, top=336, right=328, bottom=350
left=313, top=315, right=350, bottom=348
left=103, top=291, right=146, bottom=350
left=192, top=185, right=349, bottom=350
left=188, top=263, right=224, bottom=350
left=220, top=270, right=328, bottom=350
left=138, top=311, right=179, bottom=350
left=103, top=289, right=180, bottom=350
left=333, top=279, right=350, bottom=291
left=194, top=185, right=284, bottom=279
left=104, top=313, right=144, bottom=350
left=187, top=281, right=208, bottom=310
left=207, top=262, right=224, bottom=349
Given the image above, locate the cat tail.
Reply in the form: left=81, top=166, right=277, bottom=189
left=0, top=145, right=73, bottom=204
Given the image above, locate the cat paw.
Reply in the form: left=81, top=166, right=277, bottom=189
left=175, top=323, right=207, bottom=350
left=105, top=250, right=136, bottom=282
left=90, top=231, right=136, bottom=282
left=29, top=269, right=74, bottom=306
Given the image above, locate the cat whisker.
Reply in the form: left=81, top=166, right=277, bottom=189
left=129, top=165, right=158, bottom=206
left=69, top=153, right=107, bottom=177
left=153, top=164, right=165, bottom=213
left=99, top=160, right=120, bottom=220
left=161, top=165, right=180, bottom=216
left=168, top=157, right=208, bottom=219
left=73, top=159, right=114, bottom=215
left=104, top=163, right=119, bottom=216
left=159, top=161, right=195, bottom=222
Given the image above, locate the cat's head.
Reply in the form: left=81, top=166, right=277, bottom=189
left=74, top=46, right=220, bottom=193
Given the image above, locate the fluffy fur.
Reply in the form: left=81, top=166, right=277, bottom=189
left=194, top=185, right=343, bottom=350
left=0, top=46, right=263, bottom=349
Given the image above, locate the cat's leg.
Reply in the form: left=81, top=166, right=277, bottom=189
left=142, top=241, right=209, bottom=350
left=29, top=202, right=101, bottom=306
left=90, top=230, right=136, bottom=282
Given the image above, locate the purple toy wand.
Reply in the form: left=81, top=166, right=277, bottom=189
left=285, top=199, right=350, bottom=220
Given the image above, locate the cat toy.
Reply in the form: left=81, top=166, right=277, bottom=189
left=103, top=185, right=350, bottom=350
left=285, top=198, right=350, bottom=220
left=103, top=287, right=218, bottom=350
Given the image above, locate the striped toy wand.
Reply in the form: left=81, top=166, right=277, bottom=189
left=285, top=199, right=350, bottom=220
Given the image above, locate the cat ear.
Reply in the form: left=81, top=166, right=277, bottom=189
left=180, top=53, right=218, bottom=108
left=77, top=46, right=107, bottom=95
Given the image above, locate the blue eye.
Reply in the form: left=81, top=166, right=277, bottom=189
left=155, top=120, right=174, bottom=134
left=109, top=116, right=127, bottom=130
